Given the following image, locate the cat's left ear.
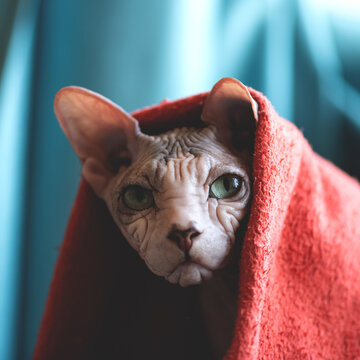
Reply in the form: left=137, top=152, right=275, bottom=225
left=201, top=77, right=258, bottom=153
left=54, top=86, right=145, bottom=197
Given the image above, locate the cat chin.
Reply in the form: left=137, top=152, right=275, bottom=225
left=166, top=262, right=214, bottom=287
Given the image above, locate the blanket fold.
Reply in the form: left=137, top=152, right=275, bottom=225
left=33, top=89, right=360, bottom=360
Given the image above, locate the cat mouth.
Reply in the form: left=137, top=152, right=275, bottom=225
left=166, top=261, right=213, bottom=287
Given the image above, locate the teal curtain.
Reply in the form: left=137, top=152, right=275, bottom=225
left=0, top=1, right=40, bottom=359
left=1, top=1, right=359, bottom=359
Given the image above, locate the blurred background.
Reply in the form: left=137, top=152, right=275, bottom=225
left=0, top=0, right=359, bottom=358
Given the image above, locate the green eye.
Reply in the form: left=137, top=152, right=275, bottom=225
left=210, top=174, right=243, bottom=199
left=122, top=185, right=154, bottom=210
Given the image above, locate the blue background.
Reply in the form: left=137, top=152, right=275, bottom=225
left=1, top=0, right=359, bottom=359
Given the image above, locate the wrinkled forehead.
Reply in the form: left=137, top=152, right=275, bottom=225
left=119, top=126, right=251, bottom=190
left=138, top=126, right=244, bottom=162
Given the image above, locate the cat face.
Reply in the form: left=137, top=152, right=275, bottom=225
left=105, top=127, right=251, bottom=286
left=54, top=78, right=257, bottom=286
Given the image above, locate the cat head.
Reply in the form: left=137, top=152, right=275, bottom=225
left=55, top=78, right=258, bottom=286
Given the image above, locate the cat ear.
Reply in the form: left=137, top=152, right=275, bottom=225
left=201, top=77, right=258, bottom=153
left=54, top=86, right=143, bottom=197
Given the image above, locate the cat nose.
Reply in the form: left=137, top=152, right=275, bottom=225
left=167, top=227, right=201, bottom=252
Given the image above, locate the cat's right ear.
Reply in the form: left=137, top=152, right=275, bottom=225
left=201, top=77, right=258, bottom=153
left=54, top=86, right=143, bottom=197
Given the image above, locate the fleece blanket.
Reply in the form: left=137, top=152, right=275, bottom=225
left=33, top=89, right=360, bottom=359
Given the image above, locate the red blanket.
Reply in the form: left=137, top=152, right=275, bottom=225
left=33, top=89, right=360, bottom=359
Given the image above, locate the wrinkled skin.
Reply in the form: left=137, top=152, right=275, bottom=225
left=54, top=77, right=257, bottom=288
left=104, top=127, right=251, bottom=286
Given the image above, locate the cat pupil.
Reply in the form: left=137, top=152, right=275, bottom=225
left=223, top=176, right=238, bottom=192
left=135, top=190, right=144, bottom=202
left=223, top=178, right=230, bottom=191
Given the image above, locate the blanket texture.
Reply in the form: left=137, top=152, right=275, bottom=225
left=33, top=89, right=360, bottom=359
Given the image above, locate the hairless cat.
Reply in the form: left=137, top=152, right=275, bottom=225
left=55, top=77, right=258, bottom=359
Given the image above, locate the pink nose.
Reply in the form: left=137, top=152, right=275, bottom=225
left=167, top=227, right=201, bottom=252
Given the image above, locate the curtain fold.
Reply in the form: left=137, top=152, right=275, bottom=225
left=0, top=1, right=40, bottom=359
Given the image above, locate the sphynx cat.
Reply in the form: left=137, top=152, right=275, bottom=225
left=55, top=78, right=258, bottom=359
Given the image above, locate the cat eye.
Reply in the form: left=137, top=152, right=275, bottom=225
left=209, top=174, right=243, bottom=199
left=122, top=185, right=154, bottom=211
